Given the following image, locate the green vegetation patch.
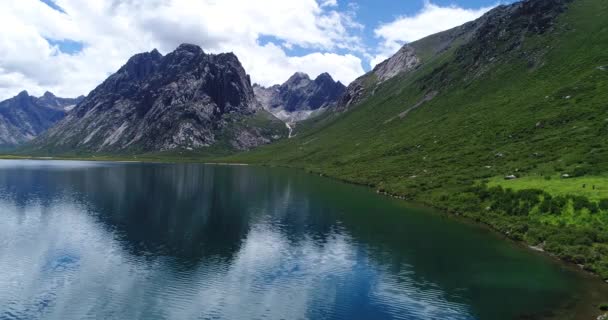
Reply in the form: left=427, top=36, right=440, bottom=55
left=488, top=175, right=608, bottom=202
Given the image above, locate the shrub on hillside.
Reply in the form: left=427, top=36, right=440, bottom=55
left=573, top=166, right=592, bottom=177
left=572, top=195, right=598, bottom=213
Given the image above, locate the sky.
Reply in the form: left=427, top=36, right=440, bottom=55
left=0, top=0, right=515, bottom=100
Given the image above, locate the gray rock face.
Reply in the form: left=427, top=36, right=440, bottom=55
left=373, top=46, right=421, bottom=83
left=33, top=43, right=283, bottom=153
left=338, top=45, right=421, bottom=111
left=0, top=91, right=82, bottom=147
left=254, top=72, right=345, bottom=122
left=456, top=0, right=572, bottom=65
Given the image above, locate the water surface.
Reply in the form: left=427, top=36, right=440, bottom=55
left=0, top=160, right=604, bottom=319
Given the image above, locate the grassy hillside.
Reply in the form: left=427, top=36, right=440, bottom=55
left=227, top=0, right=608, bottom=279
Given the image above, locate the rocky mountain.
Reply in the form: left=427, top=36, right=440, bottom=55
left=0, top=91, right=82, bottom=148
left=30, top=44, right=286, bottom=154
left=254, top=72, right=346, bottom=122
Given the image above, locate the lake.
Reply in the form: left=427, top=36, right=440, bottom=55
left=0, top=160, right=605, bottom=320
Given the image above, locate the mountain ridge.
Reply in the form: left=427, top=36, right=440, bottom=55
left=28, top=43, right=286, bottom=154
left=0, top=91, right=83, bottom=148
left=254, top=72, right=346, bottom=123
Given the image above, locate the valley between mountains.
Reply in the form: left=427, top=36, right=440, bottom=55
left=3, top=0, right=608, bottom=290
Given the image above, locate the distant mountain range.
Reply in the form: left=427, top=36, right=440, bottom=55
left=27, top=44, right=286, bottom=154
left=254, top=72, right=345, bottom=123
left=4, top=44, right=346, bottom=153
left=0, top=91, right=83, bottom=148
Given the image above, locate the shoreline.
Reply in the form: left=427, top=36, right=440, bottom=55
left=0, top=155, right=248, bottom=166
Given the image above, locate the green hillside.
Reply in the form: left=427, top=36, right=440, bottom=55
left=228, top=0, right=608, bottom=279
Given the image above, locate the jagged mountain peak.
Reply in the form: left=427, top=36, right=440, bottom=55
left=30, top=44, right=285, bottom=153
left=284, top=72, right=312, bottom=87
left=175, top=43, right=204, bottom=55
left=35, top=91, right=84, bottom=111
left=314, top=72, right=333, bottom=82
left=127, top=49, right=163, bottom=63
left=254, top=71, right=346, bottom=122
left=42, top=91, right=55, bottom=98
left=150, top=48, right=162, bottom=56
left=314, top=72, right=343, bottom=88
left=289, top=72, right=310, bottom=80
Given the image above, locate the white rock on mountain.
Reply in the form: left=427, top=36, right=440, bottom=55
left=338, top=45, right=422, bottom=111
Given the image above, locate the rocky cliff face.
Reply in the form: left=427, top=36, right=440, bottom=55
left=373, top=46, right=421, bottom=83
left=32, top=44, right=285, bottom=153
left=254, top=72, right=346, bottom=122
left=338, top=45, right=421, bottom=111
left=0, top=91, right=82, bottom=147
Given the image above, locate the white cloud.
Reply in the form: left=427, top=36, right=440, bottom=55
left=370, top=1, right=494, bottom=68
left=281, top=51, right=364, bottom=85
left=320, top=0, right=338, bottom=7
left=0, top=0, right=365, bottom=100
left=236, top=42, right=364, bottom=87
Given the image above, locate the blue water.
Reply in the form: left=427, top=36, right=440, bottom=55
left=0, top=160, right=599, bottom=320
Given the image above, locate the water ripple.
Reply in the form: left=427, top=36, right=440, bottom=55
left=0, top=161, right=585, bottom=320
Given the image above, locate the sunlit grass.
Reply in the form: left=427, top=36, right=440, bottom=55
left=488, top=175, right=608, bottom=202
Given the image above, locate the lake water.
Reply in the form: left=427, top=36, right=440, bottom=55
left=0, top=160, right=605, bottom=320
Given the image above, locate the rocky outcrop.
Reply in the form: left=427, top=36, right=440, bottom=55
left=373, top=46, right=421, bottom=83
left=453, top=0, right=573, bottom=69
left=0, top=91, right=81, bottom=147
left=31, top=44, right=285, bottom=153
left=254, top=72, right=345, bottom=122
left=337, top=45, right=421, bottom=111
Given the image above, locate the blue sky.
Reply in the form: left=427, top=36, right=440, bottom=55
left=355, top=0, right=515, bottom=43
left=40, top=0, right=64, bottom=12
left=268, top=0, right=515, bottom=69
left=343, top=0, right=512, bottom=35
left=39, top=0, right=514, bottom=67
left=1, top=0, right=516, bottom=99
